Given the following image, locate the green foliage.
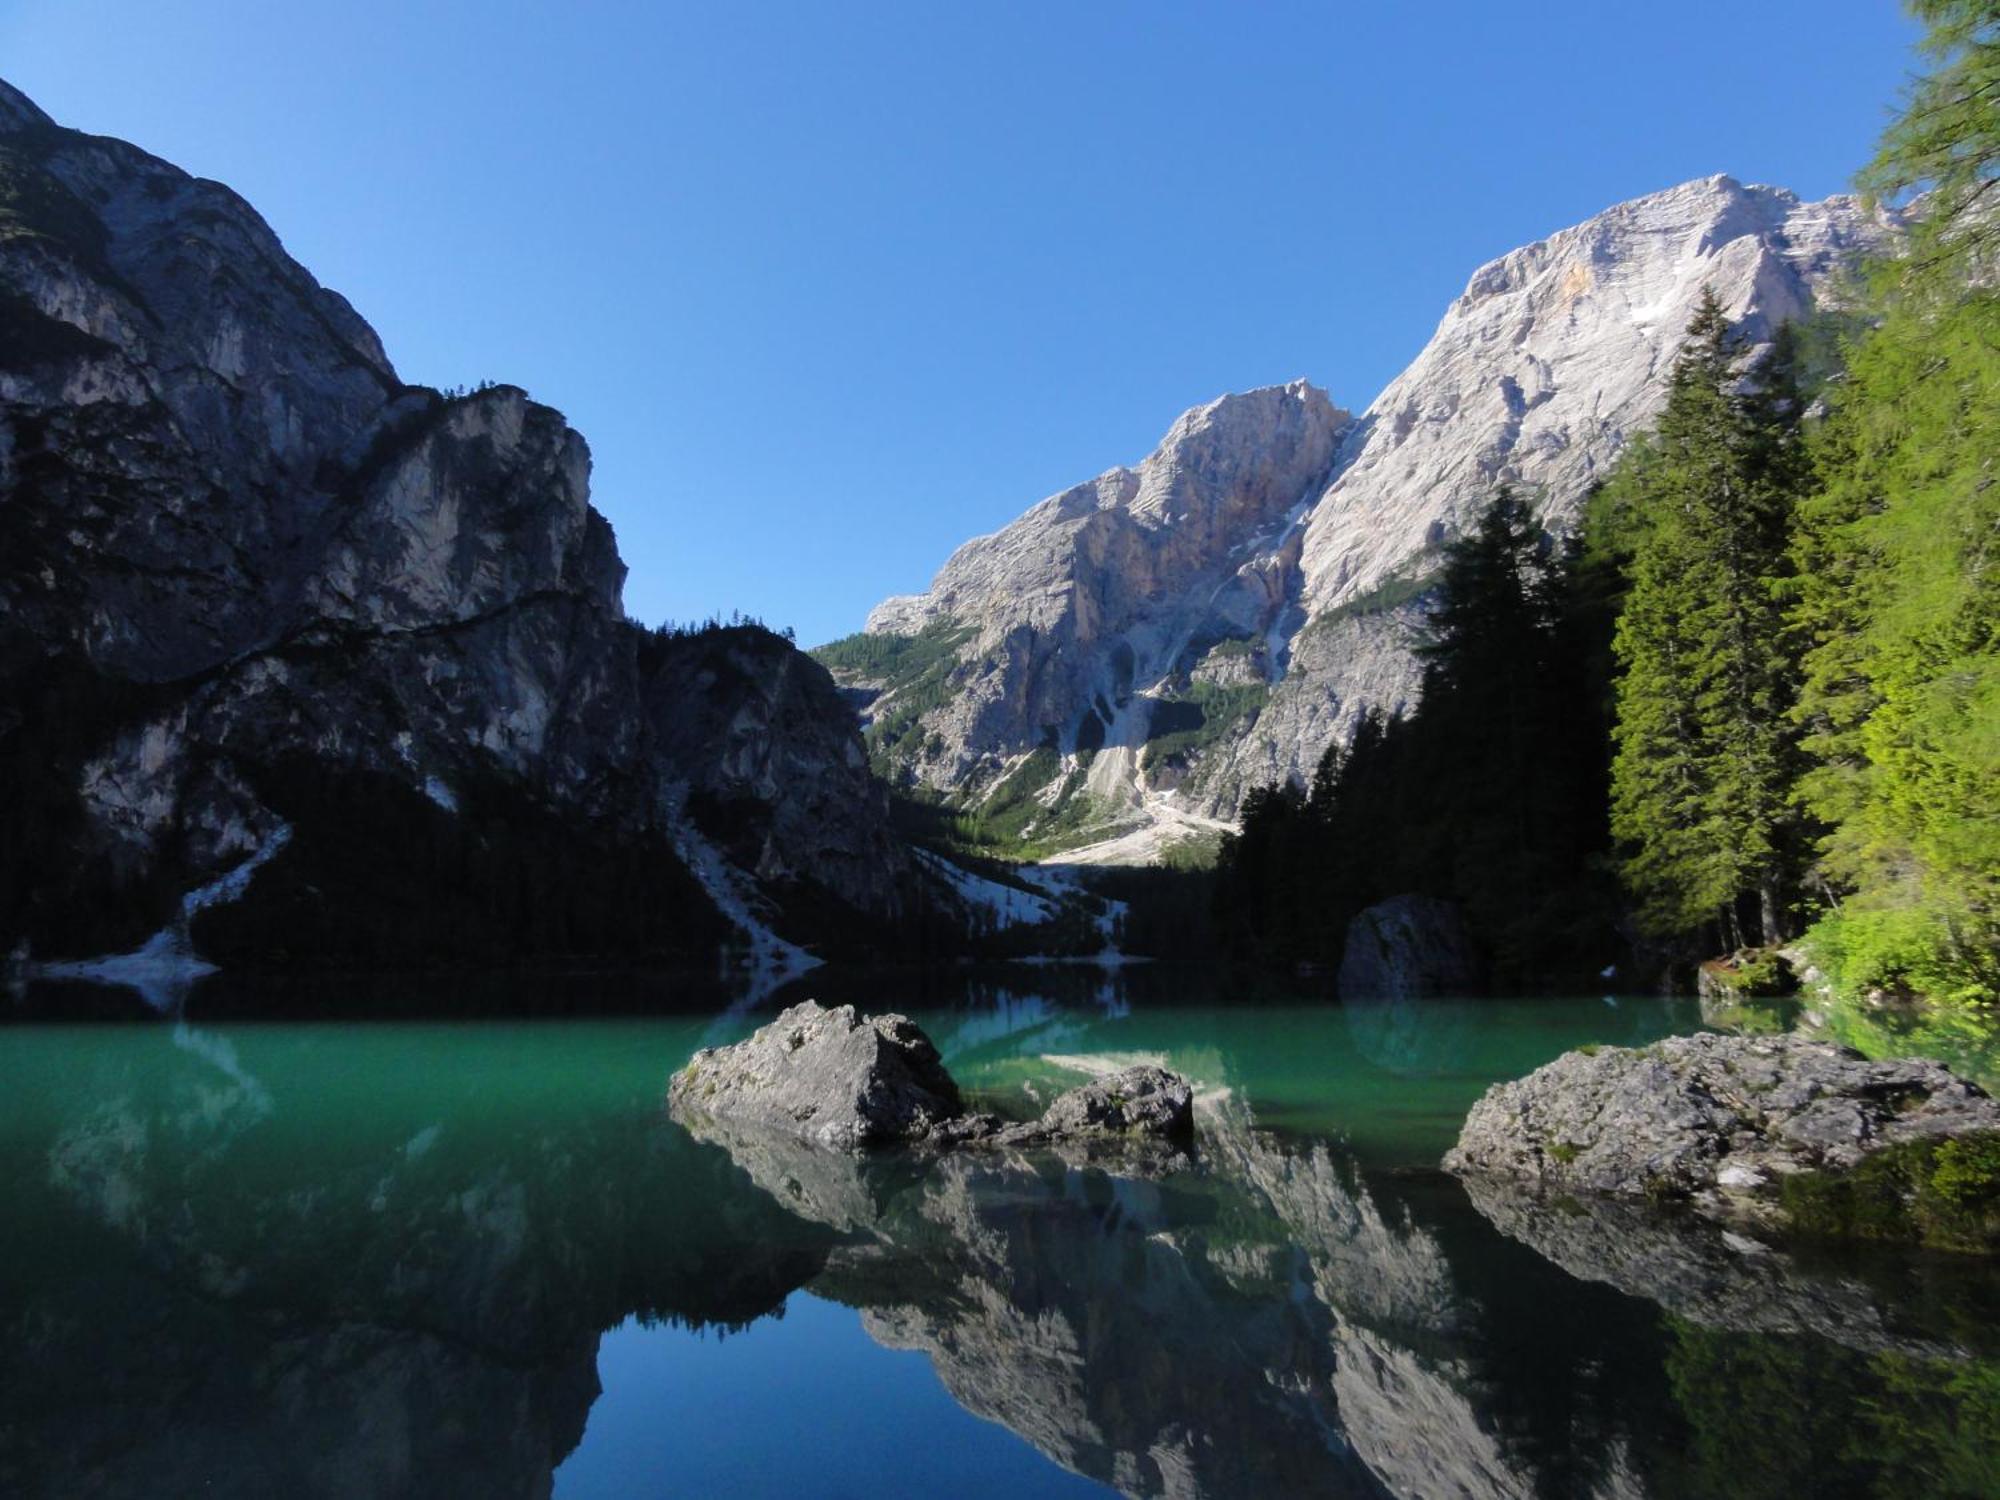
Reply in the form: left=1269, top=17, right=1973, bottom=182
left=1142, top=679, right=1270, bottom=768
left=1700, top=946, right=1795, bottom=1002
left=814, top=622, right=977, bottom=766
left=1860, top=0, right=2000, bottom=283
left=1607, top=293, right=1808, bottom=948
left=1780, top=1, right=2000, bottom=1018
left=810, top=619, right=974, bottom=681
left=1809, top=978, right=2000, bottom=1093
left=1667, top=1322, right=2000, bottom=1499
left=191, top=757, right=734, bottom=970
left=1304, top=566, right=1438, bottom=630
left=1789, top=280, right=2000, bottom=1008
left=1777, top=1131, right=2000, bottom=1252
left=922, top=746, right=1125, bottom=861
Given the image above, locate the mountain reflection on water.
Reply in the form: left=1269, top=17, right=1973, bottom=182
left=1, top=975, right=1995, bottom=1499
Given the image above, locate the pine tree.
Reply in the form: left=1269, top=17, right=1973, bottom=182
left=1215, top=487, right=1614, bottom=986
left=1609, top=291, right=1804, bottom=948
left=1859, top=0, right=2000, bottom=282
left=1411, top=489, right=1604, bottom=976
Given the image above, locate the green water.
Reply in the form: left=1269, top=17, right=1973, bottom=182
left=2, top=976, right=1995, bottom=1498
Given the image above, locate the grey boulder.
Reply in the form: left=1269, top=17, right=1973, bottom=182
left=669, top=1002, right=966, bottom=1150
left=668, top=1001, right=1195, bottom=1152
left=996, top=1065, right=1194, bottom=1147
left=1443, top=1032, right=2000, bottom=1222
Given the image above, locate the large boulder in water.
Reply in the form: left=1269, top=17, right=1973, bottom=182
left=669, top=1001, right=968, bottom=1149
left=1336, top=894, right=1482, bottom=999
left=669, top=1001, right=1196, bottom=1152
left=1444, top=1032, right=2000, bottom=1250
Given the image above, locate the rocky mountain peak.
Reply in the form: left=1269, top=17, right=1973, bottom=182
left=1297, top=173, right=1900, bottom=616
left=836, top=173, right=1903, bottom=858
left=866, top=376, right=1349, bottom=639
left=0, top=78, right=54, bottom=134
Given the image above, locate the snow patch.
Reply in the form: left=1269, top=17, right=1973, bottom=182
left=31, top=822, right=293, bottom=1011
left=664, top=785, right=820, bottom=996
left=915, top=849, right=1058, bottom=929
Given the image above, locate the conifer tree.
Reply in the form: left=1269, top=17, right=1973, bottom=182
left=1609, top=291, right=1803, bottom=948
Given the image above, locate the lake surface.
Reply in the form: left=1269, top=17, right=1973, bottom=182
left=2, top=971, right=1996, bottom=1498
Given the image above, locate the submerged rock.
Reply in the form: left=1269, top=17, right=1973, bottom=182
left=1336, top=894, right=1482, bottom=999
left=1444, top=1032, right=2000, bottom=1249
left=667, top=1001, right=1195, bottom=1152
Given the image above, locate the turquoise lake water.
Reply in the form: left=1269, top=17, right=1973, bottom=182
left=2, top=970, right=1995, bottom=1498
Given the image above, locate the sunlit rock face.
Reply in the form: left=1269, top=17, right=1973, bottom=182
left=0, top=77, right=908, bottom=967
left=843, top=177, right=1900, bottom=841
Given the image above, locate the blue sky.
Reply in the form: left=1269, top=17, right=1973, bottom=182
left=3, top=1, right=1921, bottom=645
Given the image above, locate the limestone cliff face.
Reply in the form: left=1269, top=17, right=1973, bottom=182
left=0, top=77, right=907, bottom=970
left=857, top=382, right=1350, bottom=803
left=839, top=176, right=1901, bottom=846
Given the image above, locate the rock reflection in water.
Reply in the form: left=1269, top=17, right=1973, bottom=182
left=1, top=1013, right=1994, bottom=1500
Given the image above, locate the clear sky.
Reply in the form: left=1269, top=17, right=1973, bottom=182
left=2, top=1, right=1922, bottom=646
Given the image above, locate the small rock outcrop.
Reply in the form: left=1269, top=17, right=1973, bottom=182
left=1024, top=1064, right=1193, bottom=1142
left=669, top=1002, right=967, bottom=1150
left=1444, top=1033, right=2000, bottom=1248
left=668, top=1001, right=1194, bottom=1151
left=1336, top=894, right=1482, bottom=999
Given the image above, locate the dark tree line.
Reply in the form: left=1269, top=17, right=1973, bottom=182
left=1214, top=488, right=1617, bottom=989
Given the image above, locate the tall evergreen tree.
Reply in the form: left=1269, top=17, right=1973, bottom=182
left=1412, top=488, right=1605, bottom=976
left=1215, top=487, right=1613, bottom=987
left=1609, top=291, right=1804, bottom=948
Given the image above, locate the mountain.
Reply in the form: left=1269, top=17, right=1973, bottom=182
left=0, top=77, right=927, bottom=982
left=826, top=175, right=1902, bottom=861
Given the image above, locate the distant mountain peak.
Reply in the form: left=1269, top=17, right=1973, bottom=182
left=836, top=175, right=1901, bottom=858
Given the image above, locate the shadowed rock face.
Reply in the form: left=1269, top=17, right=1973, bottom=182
left=1336, top=894, right=1483, bottom=1000
left=0, top=78, right=910, bottom=970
